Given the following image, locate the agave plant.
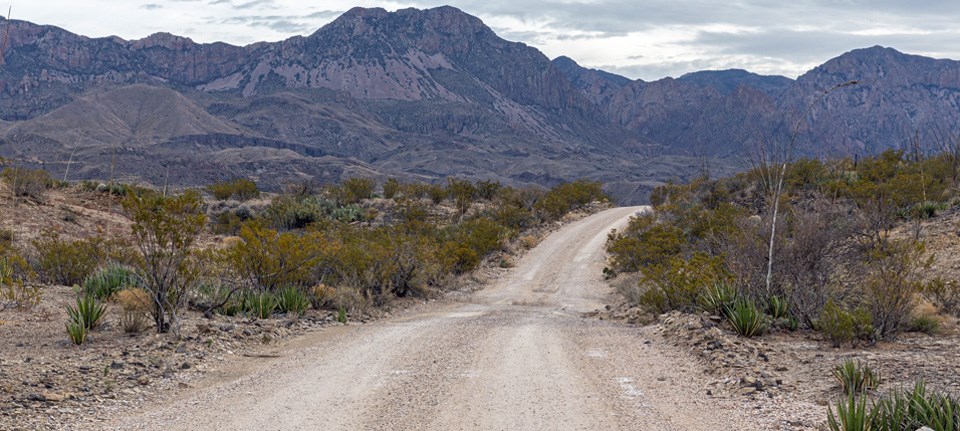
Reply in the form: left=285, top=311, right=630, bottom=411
left=833, top=359, right=881, bottom=395
left=276, top=287, right=310, bottom=316
left=725, top=300, right=766, bottom=337
left=827, top=393, right=872, bottom=431
left=66, top=294, right=106, bottom=330
left=698, top=282, right=737, bottom=317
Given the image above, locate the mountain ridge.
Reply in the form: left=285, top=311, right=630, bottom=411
left=2, top=7, right=960, bottom=203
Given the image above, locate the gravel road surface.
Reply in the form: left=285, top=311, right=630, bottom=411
left=109, top=206, right=757, bottom=430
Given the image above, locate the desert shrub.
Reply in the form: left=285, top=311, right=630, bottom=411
left=907, top=314, right=940, bottom=335
left=491, top=205, right=535, bottom=232
left=925, top=278, right=960, bottom=316
left=0, top=228, right=14, bottom=250
left=244, top=291, right=277, bottom=319
left=0, top=253, right=40, bottom=311
left=862, top=240, right=930, bottom=340
left=67, top=294, right=106, bottom=331
left=447, top=178, right=477, bottom=214
left=308, top=284, right=337, bottom=310
left=637, top=253, right=730, bottom=313
left=119, top=311, right=149, bottom=333
left=211, top=207, right=254, bottom=236
left=401, top=182, right=428, bottom=200
left=428, top=184, right=448, bottom=205
left=535, top=180, right=607, bottom=220
left=82, top=263, right=140, bottom=301
left=207, top=178, right=259, bottom=201
left=475, top=180, right=502, bottom=201
left=818, top=300, right=874, bottom=347
left=276, top=287, right=309, bottom=316
left=124, top=190, right=207, bottom=334
left=33, top=232, right=107, bottom=286
left=382, top=178, right=400, bottom=200
left=224, top=222, right=332, bottom=292
left=725, top=300, right=766, bottom=337
left=833, top=360, right=882, bottom=395
left=115, top=288, right=153, bottom=314
left=440, top=217, right=508, bottom=274
left=518, top=235, right=538, bottom=250
left=331, top=205, right=364, bottom=223
left=335, top=178, right=375, bottom=205
left=2, top=167, right=52, bottom=198
left=261, top=195, right=334, bottom=231
left=606, top=214, right=684, bottom=273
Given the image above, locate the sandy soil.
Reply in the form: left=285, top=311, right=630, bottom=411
left=102, top=206, right=769, bottom=430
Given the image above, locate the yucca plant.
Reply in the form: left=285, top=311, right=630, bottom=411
left=725, top=300, right=766, bottom=337
left=276, top=287, right=309, bottom=316
left=768, top=295, right=790, bottom=319
left=698, top=282, right=737, bottom=317
left=245, top=292, right=277, bottom=319
left=67, top=294, right=106, bottom=330
left=827, top=393, right=872, bottom=431
left=66, top=320, right=88, bottom=345
left=871, top=381, right=960, bottom=431
left=82, top=263, right=139, bottom=300
left=833, top=359, right=882, bottom=395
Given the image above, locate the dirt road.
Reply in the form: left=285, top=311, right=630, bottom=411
left=110, top=206, right=757, bottom=430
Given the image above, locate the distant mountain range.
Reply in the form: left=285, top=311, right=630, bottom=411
left=2, top=7, right=959, bottom=203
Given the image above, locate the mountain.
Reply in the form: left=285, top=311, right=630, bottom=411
left=2, top=9, right=960, bottom=203
left=600, top=46, right=960, bottom=159
left=2, top=7, right=693, bottom=202
left=552, top=56, right=633, bottom=105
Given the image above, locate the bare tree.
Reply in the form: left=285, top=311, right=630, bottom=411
left=758, top=80, right=858, bottom=297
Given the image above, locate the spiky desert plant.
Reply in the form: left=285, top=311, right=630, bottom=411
left=276, top=287, right=309, bottom=316
left=725, top=300, right=766, bottom=337
left=827, top=393, right=871, bottom=431
left=833, top=359, right=882, bottom=395
left=67, top=294, right=106, bottom=330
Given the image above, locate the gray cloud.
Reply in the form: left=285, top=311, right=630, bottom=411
left=140, top=3, right=164, bottom=9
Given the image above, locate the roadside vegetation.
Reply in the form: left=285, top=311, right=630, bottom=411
left=605, top=148, right=960, bottom=427
left=0, top=172, right=608, bottom=341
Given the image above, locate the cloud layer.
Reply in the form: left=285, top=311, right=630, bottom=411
left=13, top=1, right=960, bottom=80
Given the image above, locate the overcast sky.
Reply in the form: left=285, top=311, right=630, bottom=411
left=9, top=1, right=960, bottom=80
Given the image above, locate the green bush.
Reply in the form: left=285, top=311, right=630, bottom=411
left=833, top=359, right=882, bottom=395
left=534, top=180, right=608, bottom=220
left=0, top=254, right=40, bottom=311
left=907, top=314, right=940, bottom=335
left=817, top=300, right=874, bottom=347
left=925, top=278, right=960, bottom=316
left=382, top=179, right=400, bottom=200
left=261, top=195, right=334, bottom=230
left=2, top=167, right=53, bottom=198
left=336, top=178, right=375, bottom=205
left=31, top=233, right=107, bottom=286
left=207, top=178, right=259, bottom=201
left=428, top=184, right=448, bottom=205
left=725, top=300, right=766, bottom=337
left=638, top=253, right=729, bottom=313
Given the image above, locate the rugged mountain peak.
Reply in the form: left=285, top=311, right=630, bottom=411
left=678, top=69, right=792, bottom=96
left=553, top=56, right=633, bottom=105
left=129, top=32, right=197, bottom=50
